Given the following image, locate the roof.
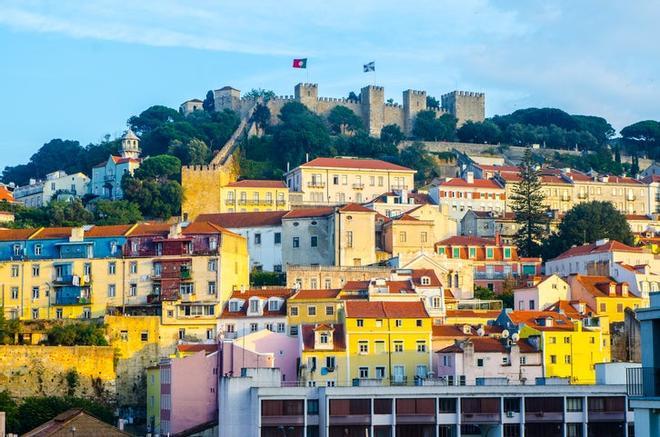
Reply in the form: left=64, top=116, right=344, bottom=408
left=283, top=207, right=334, bottom=219
left=571, top=274, right=635, bottom=299
left=437, top=178, right=503, bottom=189
left=626, top=214, right=653, bottom=221
left=545, top=300, right=596, bottom=319
left=123, top=128, right=139, bottom=140
left=0, top=185, right=14, bottom=202
left=197, top=210, right=287, bottom=228
left=550, top=239, right=643, bottom=261
left=32, top=227, right=72, bottom=240
left=84, top=224, right=135, bottom=237
left=476, top=164, right=521, bottom=173
left=177, top=343, right=219, bottom=354
left=301, top=323, right=346, bottom=351
left=445, top=310, right=502, bottom=320
left=0, top=228, right=39, bottom=241
left=289, top=289, right=342, bottom=300
left=298, top=157, right=414, bottom=172
left=410, top=269, right=442, bottom=287
left=432, top=323, right=503, bottom=338
left=344, top=300, right=429, bottom=318
left=338, top=203, right=375, bottom=213
left=221, top=288, right=293, bottom=318
left=507, top=310, right=575, bottom=331
left=127, top=222, right=171, bottom=237
left=22, top=408, right=130, bottom=437
left=436, top=235, right=496, bottom=246
left=225, top=179, right=287, bottom=188
left=437, top=337, right=538, bottom=354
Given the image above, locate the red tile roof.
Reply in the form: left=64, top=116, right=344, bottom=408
left=626, top=214, right=653, bottom=221
left=85, top=224, right=135, bottom=237
left=437, top=235, right=496, bottom=246
left=301, top=324, right=346, bottom=351
left=338, top=203, right=375, bottom=213
left=128, top=222, right=171, bottom=237
left=437, top=337, right=537, bottom=354
left=290, top=289, right=341, bottom=300
left=221, top=288, right=293, bottom=318
left=197, top=211, right=287, bottom=228
left=177, top=344, right=219, bottom=354
left=283, top=207, right=334, bottom=219
left=299, top=157, right=414, bottom=172
left=0, top=185, right=14, bottom=202
left=508, top=310, right=574, bottom=331
left=437, top=178, right=503, bottom=189
left=476, top=164, right=521, bottom=173
left=410, top=269, right=442, bottom=287
left=551, top=240, right=643, bottom=261
left=225, top=179, right=287, bottom=188
left=572, top=274, right=635, bottom=299
left=545, top=300, right=596, bottom=319
left=344, top=300, right=429, bottom=318
left=432, top=323, right=503, bottom=338
left=0, top=228, right=39, bottom=241
left=31, top=227, right=72, bottom=240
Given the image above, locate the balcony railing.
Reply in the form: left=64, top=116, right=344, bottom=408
left=276, top=199, right=286, bottom=206
left=474, top=271, right=515, bottom=280
left=391, top=185, right=409, bottom=190
left=352, top=183, right=364, bottom=190
left=627, top=367, right=660, bottom=398
left=577, top=192, right=588, bottom=199
left=307, top=181, right=325, bottom=188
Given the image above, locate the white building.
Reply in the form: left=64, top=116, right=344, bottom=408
left=218, top=288, right=293, bottom=339
left=642, top=175, right=660, bottom=214
left=513, top=275, right=571, bottom=311
left=545, top=239, right=659, bottom=299
left=196, top=211, right=286, bottom=272
left=90, top=129, right=141, bottom=200
left=13, top=170, right=89, bottom=207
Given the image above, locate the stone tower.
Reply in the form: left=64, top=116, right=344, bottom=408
left=360, top=85, right=385, bottom=136
left=120, top=128, right=140, bottom=159
left=294, top=83, right=319, bottom=111
left=441, top=91, right=485, bottom=126
left=213, top=86, right=241, bottom=112
left=403, top=89, right=427, bottom=135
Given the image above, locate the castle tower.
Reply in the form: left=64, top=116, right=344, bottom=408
left=120, top=128, right=140, bottom=159
left=213, top=86, right=242, bottom=112
left=441, top=91, right=485, bottom=127
left=360, top=85, right=385, bottom=136
left=403, top=89, right=427, bottom=135
left=294, top=83, right=318, bottom=111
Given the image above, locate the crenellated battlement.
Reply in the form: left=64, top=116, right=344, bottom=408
left=441, top=90, right=485, bottom=98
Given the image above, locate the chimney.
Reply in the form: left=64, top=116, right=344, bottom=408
left=69, top=227, right=85, bottom=242
left=595, top=238, right=609, bottom=247
left=466, top=172, right=474, bottom=184
left=305, top=153, right=309, bottom=163
left=621, top=282, right=629, bottom=297
left=168, top=222, right=182, bottom=239
left=609, top=282, right=616, bottom=296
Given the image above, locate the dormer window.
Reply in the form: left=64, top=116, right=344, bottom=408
left=229, top=301, right=241, bottom=312
left=452, top=247, right=461, bottom=258
left=468, top=247, right=476, bottom=259
left=131, top=241, right=139, bottom=254
left=437, top=247, right=445, bottom=255
left=33, top=244, right=42, bottom=256
left=421, top=276, right=431, bottom=286
left=209, top=237, right=218, bottom=250
left=249, top=298, right=260, bottom=313
left=268, top=299, right=280, bottom=311
left=486, top=247, right=494, bottom=259
left=110, top=241, right=117, bottom=254
left=503, top=247, right=511, bottom=259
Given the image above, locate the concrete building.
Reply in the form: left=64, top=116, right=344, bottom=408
left=219, top=367, right=634, bottom=437
left=282, top=208, right=336, bottom=268
left=218, top=288, right=292, bottom=339
left=13, top=170, right=90, bottom=207
left=179, top=98, right=204, bottom=115
left=627, top=291, right=660, bottom=436
left=90, top=129, right=141, bottom=200
left=513, top=274, right=571, bottom=311
left=566, top=274, right=644, bottom=323
left=642, top=175, right=660, bottom=214
left=197, top=211, right=287, bottom=272
left=382, top=213, right=435, bottom=259
left=285, top=157, right=416, bottom=206
left=220, top=179, right=289, bottom=213
left=364, top=190, right=432, bottom=218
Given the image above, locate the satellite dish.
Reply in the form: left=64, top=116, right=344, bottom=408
left=511, top=333, right=520, bottom=342
left=502, top=329, right=510, bottom=339
left=477, top=327, right=485, bottom=337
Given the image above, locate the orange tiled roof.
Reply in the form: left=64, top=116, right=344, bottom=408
left=0, top=185, right=14, bottom=202
left=437, top=337, right=537, bottom=354
left=301, top=323, right=346, bottom=351
left=197, top=211, right=287, bottom=228
left=545, top=300, right=596, bottom=319
left=572, top=274, right=635, bottom=298
left=31, top=227, right=72, bottom=240
left=299, top=157, right=413, bottom=172
left=508, top=310, right=574, bottom=331
left=344, top=300, right=429, bottom=318
left=437, top=178, right=503, bottom=189
left=551, top=240, right=643, bottom=260
left=0, top=228, right=39, bottom=241
left=290, top=289, right=342, bottom=300
left=221, top=288, right=293, bottom=318
left=84, top=224, right=135, bottom=237
left=338, top=203, right=375, bottom=213
left=177, top=344, right=219, bottom=354
left=225, top=179, right=287, bottom=188
left=283, top=208, right=335, bottom=219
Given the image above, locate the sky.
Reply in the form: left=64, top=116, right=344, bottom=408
left=0, top=0, right=659, bottom=168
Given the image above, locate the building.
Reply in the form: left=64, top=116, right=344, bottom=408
left=219, top=179, right=289, bottom=213
left=179, top=98, right=204, bottom=115
left=220, top=367, right=634, bottom=437
left=363, top=190, right=432, bottom=218
left=286, top=289, right=343, bottom=335
left=22, top=408, right=130, bottom=437
left=285, top=265, right=391, bottom=290
left=344, top=300, right=433, bottom=385
left=299, top=323, right=347, bottom=387
left=282, top=208, right=336, bottom=268
left=626, top=213, right=659, bottom=234
left=627, top=291, right=660, bottom=436
left=13, top=170, right=90, bottom=207
left=90, top=129, right=141, bottom=200
left=218, top=288, right=292, bottom=338
left=285, top=157, right=416, bottom=206
left=545, top=238, right=659, bottom=299
left=566, top=274, right=644, bottom=323
left=381, top=213, right=435, bottom=259
left=436, top=336, right=543, bottom=386
left=429, top=173, right=506, bottom=226
left=513, top=274, right=571, bottom=311
left=434, top=235, right=542, bottom=293
left=641, top=175, right=659, bottom=214
left=494, top=309, right=610, bottom=384
left=197, top=211, right=287, bottom=272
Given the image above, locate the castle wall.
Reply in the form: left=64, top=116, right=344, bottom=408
left=315, top=99, right=361, bottom=118
left=182, top=164, right=236, bottom=221
left=383, top=104, right=405, bottom=131
left=361, top=85, right=385, bottom=136
left=441, top=91, right=485, bottom=127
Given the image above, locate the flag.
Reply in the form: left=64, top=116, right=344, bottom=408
left=292, top=58, right=307, bottom=69
left=363, top=61, right=375, bottom=72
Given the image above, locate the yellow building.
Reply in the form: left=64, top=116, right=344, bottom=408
left=287, top=289, right=342, bottom=335
left=567, top=274, right=643, bottom=323
left=299, top=323, right=347, bottom=387
left=508, top=310, right=610, bottom=384
left=219, top=179, right=289, bottom=213
left=146, top=365, right=161, bottom=433
left=344, top=300, right=433, bottom=385
left=285, top=156, right=416, bottom=206
left=334, top=203, right=377, bottom=267
left=382, top=213, right=435, bottom=258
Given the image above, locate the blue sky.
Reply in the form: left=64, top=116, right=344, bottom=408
left=1, top=0, right=659, bottom=168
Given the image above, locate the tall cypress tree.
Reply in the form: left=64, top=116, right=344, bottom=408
left=511, top=149, right=548, bottom=257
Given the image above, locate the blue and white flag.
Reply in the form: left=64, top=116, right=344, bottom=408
left=363, top=61, right=375, bottom=72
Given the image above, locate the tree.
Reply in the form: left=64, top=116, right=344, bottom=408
left=93, top=200, right=142, bottom=225
left=47, top=200, right=94, bottom=227
left=251, top=103, right=271, bottom=133
left=327, top=106, right=363, bottom=135
left=203, top=90, right=215, bottom=112
left=168, top=138, right=210, bottom=165
left=0, top=391, right=19, bottom=432
left=46, top=322, right=108, bottom=346
left=123, top=155, right=183, bottom=219
left=511, top=149, right=548, bottom=257
left=128, top=105, right=182, bottom=135
left=0, top=308, right=19, bottom=344
left=244, top=88, right=276, bottom=102
left=380, top=124, right=405, bottom=148
left=412, top=111, right=457, bottom=141
left=399, top=142, right=436, bottom=183
left=426, top=95, right=440, bottom=110
left=15, top=396, right=114, bottom=434
left=620, top=120, right=660, bottom=158
left=135, top=155, right=181, bottom=181
left=347, top=91, right=360, bottom=101
left=542, top=201, right=635, bottom=260
left=456, top=120, right=501, bottom=144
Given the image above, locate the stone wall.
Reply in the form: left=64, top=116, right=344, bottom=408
left=0, top=345, right=116, bottom=401
left=181, top=164, right=237, bottom=221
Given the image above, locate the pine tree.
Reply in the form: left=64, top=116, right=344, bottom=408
left=511, top=149, right=548, bottom=257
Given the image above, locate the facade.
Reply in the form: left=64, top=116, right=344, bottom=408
left=218, top=288, right=292, bottom=339
left=436, top=336, right=543, bottom=386
left=285, top=157, right=416, bottom=206
left=363, top=190, right=432, bottom=218
left=282, top=208, right=336, bottom=268
left=299, top=323, right=347, bottom=388
left=642, top=175, right=660, bottom=214
left=434, top=235, right=542, bottom=293
left=429, top=173, right=506, bottom=226
left=382, top=213, right=435, bottom=259
left=220, top=367, right=634, bottom=437
left=13, top=170, right=90, bottom=207
left=566, top=274, right=644, bottom=323
left=513, top=274, right=571, bottom=311
left=179, top=98, right=203, bottom=115
left=90, top=129, right=141, bottom=200
left=22, top=408, right=130, bottom=437
left=287, top=289, right=343, bottom=335
left=197, top=211, right=287, bottom=272
left=219, top=179, right=289, bottom=213
left=285, top=265, right=391, bottom=290
left=627, top=291, right=660, bottom=436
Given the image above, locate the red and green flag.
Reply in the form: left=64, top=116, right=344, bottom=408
left=292, top=58, right=307, bottom=69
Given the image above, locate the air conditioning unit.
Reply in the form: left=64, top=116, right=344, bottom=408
left=506, top=411, right=514, bottom=418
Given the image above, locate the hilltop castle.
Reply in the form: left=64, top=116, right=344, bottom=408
left=181, top=83, right=485, bottom=136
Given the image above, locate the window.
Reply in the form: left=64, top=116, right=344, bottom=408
left=438, top=398, right=457, bottom=413
left=617, top=303, right=623, bottom=312
left=550, top=355, right=557, bottom=364
left=486, top=247, right=494, bottom=259
left=254, top=233, right=261, bottom=245
left=11, top=287, right=18, bottom=300
left=359, top=367, right=369, bottom=378
left=249, top=299, right=260, bottom=313
left=120, top=330, right=129, bottom=341
left=600, top=302, right=606, bottom=312
left=178, top=328, right=186, bottom=339
left=292, top=237, right=300, bottom=248
left=502, top=356, right=509, bottom=365
left=31, top=264, right=40, bottom=277
left=320, top=333, right=329, bottom=344
left=307, top=305, right=316, bottom=316
left=108, top=262, right=116, bottom=275
left=503, top=247, right=511, bottom=259
left=357, top=319, right=364, bottom=327
left=432, top=296, right=442, bottom=309
left=56, top=308, right=63, bottom=319
left=141, top=331, right=149, bottom=342
left=358, top=341, right=368, bottom=353
left=394, top=341, right=404, bottom=352
left=130, top=261, right=138, bottom=274
left=346, top=231, right=353, bottom=248
left=310, top=236, right=318, bottom=247
left=208, top=281, right=216, bottom=295
left=342, top=175, right=348, bottom=185
left=32, top=287, right=39, bottom=300
left=324, top=278, right=332, bottom=289
left=452, top=247, right=460, bottom=258
left=375, top=319, right=383, bottom=328
left=289, top=325, right=298, bottom=336
left=129, top=283, right=137, bottom=297
left=416, top=319, right=423, bottom=327
left=548, top=336, right=556, bottom=344
left=333, top=175, right=339, bottom=185
left=477, top=358, right=484, bottom=367
left=421, top=276, right=431, bottom=286
left=12, top=244, right=21, bottom=256
left=274, top=232, right=281, bottom=244
left=277, top=323, right=285, bottom=333
left=378, top=176, right=384, bottom=186
left=529, top=300, right=535, bottom=310
left=395, top=319, right=402, bottom=327
left=399, top=231, right=407, bottom=243
left=520, top=356, right=527, bottom=365
left=564, top=336, right=570, bottom=344
left=421, top=232, right=427, bottom=243
left=326, top=305, right=334, bottom=316
left=34, top=244, right=42, bottom=256
left=469, top=247, right=476, bottom=258
left=416, top=341, right=427, bottom=352
left=32, top=308, right=39, bottom=319
left=566, top=397, right=583, bottom=412
left=290, top=306, right=299, bottom=316
left=208, top=259, right=217, bottom=271
left=10, top=265, right=19, bottom=277
left=564, top=355, right=571, bottom=364
left=503, top=398, right=520, bottom=414
left=250, top=323, right=258, bottom=332
left=308, top=399, right=320, bottom=415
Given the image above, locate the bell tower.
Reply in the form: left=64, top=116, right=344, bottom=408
left=121, top=128, right=141, bottom=159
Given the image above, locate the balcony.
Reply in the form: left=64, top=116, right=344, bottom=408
left=352, top=183, right=364, bottom=190
left=474, top=271, right=514, bottom=280
left=561, top=195, right=571, bottom=202
left=307, top=181, right=325, bottom=188
left=238, top=199, right=275, bottom=206
left=225, top=199, right=236, bottom=205
left=391, top=185, right=409, bottom=190
left=276, top=199, right=287, bottom=206
left=627, top=195, right=637, bottom=201
left=577, top=192, right=588, bottom=199
left=55, top=286, right=91, bottom=305
left=627, top=367, right=660, bottom=398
